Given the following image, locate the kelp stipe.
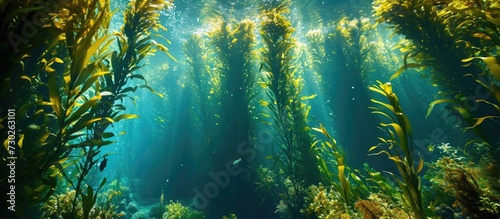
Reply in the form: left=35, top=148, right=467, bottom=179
left=183, top=35, right=219, bottom=174
left=306, top=17, right=380, bottom=168
left=205, top=18, right=263, bottom=216
left=258, top=1, right=322, bottom=217
left=369, top=81, right=427, bottom=219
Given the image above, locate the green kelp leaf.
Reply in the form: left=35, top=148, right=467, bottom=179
left=465, top=116, right=500, bottom=129
left=65, top=95, right=102, bottom=127
left=426, top=99, right=456, bottom=119
left=73, top=35, right=113, bottom=87
left=77, top=71, right=110, bottom=98
left=113, top=114, right=140, bottom=123
left=114, top=104, right=126, bottom=111
left=139, top=84, right=163, bottom=98
left=129, top=74, right=145, bottom=81
left=390, top=63, right=426, bottom=81
left=82, top=185, right=94, bottom=219
left=69, top=139, right=113, bottom=148
left=380, top=122, right=407, bottom=151
left=121, top=86, right=138, bottom=93
left=68, top=117, right=102, bottom=135
left=101, top=132, right=115, bottom=138
left=47, top=72, right=63, bottom=120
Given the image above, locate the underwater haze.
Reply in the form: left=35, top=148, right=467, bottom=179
left=1, top=0, right=500, bottom=218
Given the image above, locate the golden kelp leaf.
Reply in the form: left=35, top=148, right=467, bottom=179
left=426, top=98, right=456, bottom=119
left=113, top=114, right=140, bottom=123
left=311, top=127, right=322, bottom=133
left=462, top=56, right=500, bottom=82
left=472, top=32, right=492, bottom=40
left=20, top=75, right=32, bottom=84
left=18, top=134, right=24, bottom=149
left=68, top=118, right=102, bottom=134
left=451, top=106, right=471, bottom=119
left=368, top=145, right=380, bottom=152
left=47, top=72, right=62, bottom=120
left=301, top=94, right=317, bottom=100
left=390, top=63, right=425, bottom=81
left=139, top=84, right=163, bottom=98
left=486, top=13, right=500, bottom=26
left=258, top=82, right=268, bottom=88
left=261, top=113, right=271, bottom=118
left=54, top=57, right=64, bottom=63
left=3, top=139, right=9, bottom=152
left=466, top=116, right=500, bottom=129
left=73, top=35, right=113, bottom=86
left=65, top=95, right=102, bottom=127
left=416, top=156, right=424, bottom=173
left=259, top=100, right=269, bottom=106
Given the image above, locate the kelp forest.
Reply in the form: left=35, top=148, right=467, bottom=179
left=1, top=0, right=500, bottom=218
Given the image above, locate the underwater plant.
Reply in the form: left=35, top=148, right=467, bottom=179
left=258, top=1, right=324, bottom=217
left=0, top=0, right=174, bottom=217
left=40, top=185, right=124, bottom=219
left=354, top=193, right=408, bottom=219
left=0, top=0, right=116, bottom=215
left=425, top=142, right=500, bottom=218
left=373, top=0, right=500, bottom=145
left=301, top=183, right=356, bottom=219
left=163, top=200, right=205, bottom=219
left=306, top=17, right=380, bottom=170
left=209, top=19, right=256, bottom=161
left=259, top=0, right=321, bottom=186
left=369, top=81, right=427, bottom=219
left=312, top=124, right=353, bottom=207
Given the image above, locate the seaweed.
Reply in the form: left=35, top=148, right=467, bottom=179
left=312, top=124, right=352, bottom=206
left=427, top=143, right=500, bottom=218
left=374, top=0, right=500, bottom=145
left=258, top=1, right=322, bottom=217
left=369, top=81, right=427, bottom=219
left=0, top=0, right=174, bottom=216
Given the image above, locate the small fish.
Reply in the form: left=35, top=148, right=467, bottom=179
left=99, top=157, right=108, bottom=172
left=232, top=158, right=242, bottom=166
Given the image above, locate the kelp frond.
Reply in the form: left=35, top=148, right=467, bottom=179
left=369, top=81, right=427, bottom=219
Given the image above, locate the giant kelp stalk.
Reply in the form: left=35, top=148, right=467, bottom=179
left=373, top=0, right=499, bottom=145
left=259, top=2, right=322, bottom=217
left=369, top=81, right=426, bottom=219
left=0, top=0, right=174, bottom=217
left=306, top=18, right=379, bottom=169
left=183, top=35, right=219, bottom=174
left=208, top=19, right=258, bottom=215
